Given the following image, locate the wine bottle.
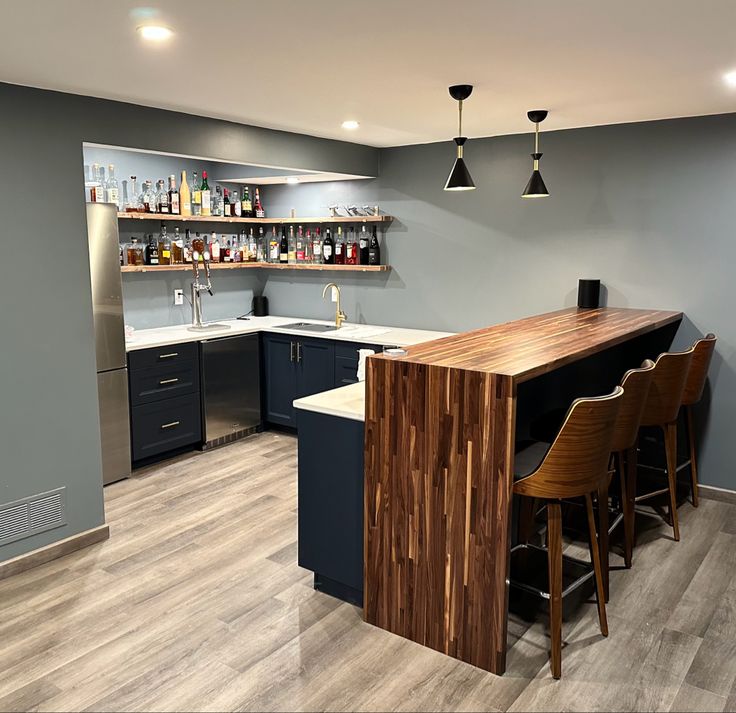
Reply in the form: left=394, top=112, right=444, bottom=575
left=359, top=222, right=369, bottom=264
left=279, top=229, right=288, bottom=263
left=223, top=188, right=231, bottom=217
left=242, top=186, right=253, bottom=218
left=368, top=226, right=381, bottom=265
left=233, top=188, right=242, bottom=217
left=179, top=170, right=191, bottom=216
left=248, top=228, right=258, bottom=262
left=322, top=228, right=334, bottom=264
left=200, top=171, right=211, bottom=216
left=254, top=187, right=265, bottom=218
left=269, top=226, right=279, bottom=263
left=312, top=227, right=322, bottom=265
left=191, top=171, right=201, bottom=216
left=334, top=226, right=345, bottom=265
left=346, top=226, right=358, bottom=265
left=168, top=174, right=180, bottom=215
left=287, top=226, right=297, bottom=264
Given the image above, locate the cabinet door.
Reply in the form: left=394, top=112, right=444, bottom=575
left=334, top=342, right=384, bottom=388
left=263, top=334, right=298, bottom=427
left=296, top=338, right=335, bottom=400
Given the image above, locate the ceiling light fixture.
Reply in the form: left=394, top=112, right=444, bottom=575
left=444, top=85, right=476, bottom=191
left=137, top=25, right=174, bottom=41
left=522, top=110, right=550, bottom=198
left=285, top=176, right=299, bottom=185
left=724, top=70, right=736, bottom=88
left=341, top=120, right=360, bottom=130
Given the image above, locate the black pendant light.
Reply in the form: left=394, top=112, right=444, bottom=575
left=444, top=85, right=476, bottom=191
left=522, top=110, right=549, bottom=198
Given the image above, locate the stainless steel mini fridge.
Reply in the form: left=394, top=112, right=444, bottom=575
left=201, top=334, right=261, bottom=449
left=86, top=203, right=131, bottom=485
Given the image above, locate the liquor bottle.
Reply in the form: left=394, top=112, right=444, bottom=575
left=334, top=226, right=345, bottom=265
left=144, top=235, right=159, bottom=266
left=168, top=175, right=180, bottom=215
left=158, top=225, right=171, bottom=265
left=96, top=165, right=106, bottom=202
left=233, top=187, right=242, bottom=217
left=233, top=229, right=244, bottom=263
left=200, top=171, right=211, bottom=216
left=223, top=188, right=231, bottom=217
left=88, top=163, right=101, bottom=202
left=183, top=229, right=193, bottom=263
left=127, top=238, right=143, bottom=266
left=287, top=226, right=297, bottom=264
left=296, top=226, right=306, bottom=263
left=127, top=176, right=141, bottom=212
left=191, top=171, right=201, bottom=216
left=346, top=226, right=358, bottom=265
left=322, top=228, right=334, bottom=264
left=171, top=226, right=183, bottom=264
left=141, top=180, right=152, bottom=212
left=269, top=226, right=279, bottom=263
left=254, top=187, right=265, bottom=218
left=192, top=232, right=205, bottom=259
left=248, top=228, right=258, bottom=262
left=279, top=229, right=288, bottom=263
left=180, top=170, right=192, bottom=216
left=368, top=226, right=381, bottom=265
left=119, top=243, right=124, bottom=266
left=312, top=227, right=322, bottom=265
left=157, top=180, right=170, bottom=214
left=242, top=186, right=253, bottom=217
left=257, top=227, right=266, bottom=262
left=304, top=229, right=312, bottom=264
left=105, top=164, right=119, bottom=207
left=359, top=222, right=369, bottom=264
left=223, top=237, right=232, bottom=263
left=211, top=232, right=221, bottom=262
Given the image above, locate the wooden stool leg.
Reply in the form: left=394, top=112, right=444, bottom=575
left=618, top=451, right=632, bottom=568
left=664, top=423, right=681, bottom=542
left=597, top=482, right=610, bottom=602
left=686, top=405, right=699, bottom=508
left=547, top=501, right=563, bottom=680
left=518, top=496, right=539, bottom=544
left=585, top=493, right=609, bottom=637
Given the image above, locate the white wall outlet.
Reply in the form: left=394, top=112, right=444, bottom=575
left=174, top=289, right=184, bottom=306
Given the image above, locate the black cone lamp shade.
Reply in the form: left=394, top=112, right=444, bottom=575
left=444, top=85, right=476, bottom=191
left=445, top=137, right=475, bottom=191
left=522, top=110, right=550, bottom=198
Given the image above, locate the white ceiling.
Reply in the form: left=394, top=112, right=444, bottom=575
left=2, top=0, right=736, bottom=147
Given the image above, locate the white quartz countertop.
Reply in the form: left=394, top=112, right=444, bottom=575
left=293, top=381, right=366, bottom=422
left=125, top=315, right=453, bottom=352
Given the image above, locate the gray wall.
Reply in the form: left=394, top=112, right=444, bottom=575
left=262, top=114, right=736, bottom=491
left=0, top=82, right=378, bottom=563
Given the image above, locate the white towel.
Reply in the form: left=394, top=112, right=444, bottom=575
left=356, top=349, right=375, bottom=382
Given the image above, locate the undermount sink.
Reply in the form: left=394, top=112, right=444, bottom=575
left=279, top=322, right=339, bottom=333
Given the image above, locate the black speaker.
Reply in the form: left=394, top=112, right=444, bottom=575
left=577, top=279, right=600, bottom=309
left=252, top=295, right=269, bottom=317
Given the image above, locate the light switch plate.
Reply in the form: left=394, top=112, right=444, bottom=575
left=174, top=289, right=184, bottom=306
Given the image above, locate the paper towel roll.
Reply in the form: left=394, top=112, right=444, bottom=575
left=357, top=349, right=375, bottom=382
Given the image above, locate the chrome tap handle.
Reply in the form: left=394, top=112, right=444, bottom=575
left=202, top=251, right=214, bottom=296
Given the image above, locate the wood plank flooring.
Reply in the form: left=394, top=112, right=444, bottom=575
left=0, top=431, right=735, bottom=712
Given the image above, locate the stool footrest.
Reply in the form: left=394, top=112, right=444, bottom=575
left=635, top=487, right=670, bottom=502
left=510, top=544, right=595, bottom=600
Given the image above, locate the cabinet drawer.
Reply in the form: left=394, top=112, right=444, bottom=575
left=128, top=342, right=198, bottom=371
left=335, top=358, right=359, bottom=386
left=131, top=394, right=201, bottom=462
left=129, top=361, right=199, bottom=406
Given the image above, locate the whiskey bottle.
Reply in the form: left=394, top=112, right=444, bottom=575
left=211, top=233, right=221, bottom=262
left=158, top=225, right=171, bottom=265
left=279, top=229, right=288, bottom=263
left=183, top=229, right=193, bottom=263
left=156, top=180, right=170, bottom=214
left=168, top=175, right=180, bottom=215
left=171, top=226, right=183, bottom=264
left=144, top=236, right=159, bottom=266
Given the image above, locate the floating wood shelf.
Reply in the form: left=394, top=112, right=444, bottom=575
left=121, top=262, right=390, bottom=273
left=117, top=212, right=392, bottom=225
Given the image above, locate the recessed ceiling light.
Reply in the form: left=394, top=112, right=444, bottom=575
left=285, top=177, right=299, bottom=185
left=341, top=120, right=360, bottom=130
left=137, top=25, right=173, bottom=41
left=724, top=70, right=736, bottom=87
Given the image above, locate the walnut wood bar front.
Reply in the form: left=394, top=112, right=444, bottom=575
left=363, top=307, right=683, bottom=674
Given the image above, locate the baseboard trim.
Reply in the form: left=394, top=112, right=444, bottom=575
left=699, top=484, right=736, bottom=505
left=0, top=524, right=110, bottom=581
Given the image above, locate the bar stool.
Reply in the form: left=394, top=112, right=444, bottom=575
left=681, top=334, right=717, bottom=507
left=632, top=347, right=695, bottom=543
left=601, top=359, right=655, bottom=598
left=513, top=387, right=623, bottom=679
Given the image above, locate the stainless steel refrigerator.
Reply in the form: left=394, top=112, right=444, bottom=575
left=86, top=203, right=131, bottom=485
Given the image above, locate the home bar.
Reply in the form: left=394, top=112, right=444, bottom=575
left=364, top=307, right=682, bottom=674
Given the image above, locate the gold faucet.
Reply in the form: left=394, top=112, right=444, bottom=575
left=322, top=282, right=347, bottom=328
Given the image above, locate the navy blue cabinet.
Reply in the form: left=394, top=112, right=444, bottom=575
left=262, top=334, right=300, bottom=427
left=297, top=410, right=364, bottom=605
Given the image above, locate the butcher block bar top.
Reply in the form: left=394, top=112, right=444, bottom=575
left=373, top=307, right=683, bottom=380
left=363, top=306, right=683, bottom=676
